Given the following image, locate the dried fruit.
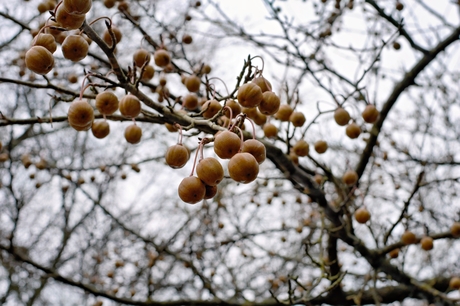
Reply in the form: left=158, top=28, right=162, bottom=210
left=451, top=222, right=460, bottom=237
left=293, top=140, right=309, bottom=157
left=63, top=0, right=92, bottom=14
left=420, top=236, right=433, bottom=251
left=202, top=99, right=222, bottom=119
left=263, top=123, right=278, bottom=138
left=252, top=76, right=272, bottom=92
left=289, top=111, right=306, bottom=127
left=33, top=33, right=57, bottom=53
left=95, top=91, right=119, bottom=115
left=213, top=131, right=241, bottom=159
left=182, top=94, right=199, bottom=110
left=184, top=75, right=201, bottom=92
left=274, top=104, right=293, bottom=121
left=346, top=123, right=361, bottom=139
left=55, top=5, right=86, bottom=30
left=103, top=26, right=122, bottom=46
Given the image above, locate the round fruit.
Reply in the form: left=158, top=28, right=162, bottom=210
left=401, top=231, right=417, bottom=245
left=133, top=48, right=151, bottom=67
left=103, top=0, right=116, bottom=8
left=103, top=26, right=122, bottom=46
left=393, top=41, right=401, bottom=50
left=196, top=157, right=224, bottom=186
left=362, top=105, right=379, bottom=123
left=228, top=153, right=259, bottom=184
left=124, top=124, right=142, bottom=144
left=33, top=33, right=57, bottom=53
left=201, top=64, right=211, bottom=74
left=293, top=140, right=309, bottom=157
left=204, top=185, right=218, bottom=199
left=289, top=111, right=306, bottom=127
left=450, top=277, right=460, bottom=289
left=334, top=107, right=350, bottom=126
left=184, top=75, right=201, bottom=92
left=342, top=170, right=358, bottom=186
left=91, top=120, right=110, bottom=139
left=63, top=0, right=92, bottom=14
left=263, top=123, right=278, bottom=138
left=346, top=123, right=361, bottom=139
left=388, top=248, right=399, bottom=259
left=354, top=207, right=370, bottom=224
left=25, top=46, right=54, bottom=75
left=252, top=111, right=267, bottom=126
left=165, top=144, right=189, bottom=169
left=252, top=76, right=272, bottom=92
left=178, top=176, right=205, bottom=204
left=141, top=65, right=155, bottom=81
left=241, top=139, right=266, bottom=164
left=237, top=83, right=263, bottom=108
left=213, top=131, right=241, bottom=159
left=395, top=2, right=404, bottom=11
left=153, top=49, right=171, bottom=67
left=182, top=34, right=193, bottom=44
left=274, top=104, right=293, bottom=121
left=68, top=99, right=94, bottom=131
left=314, top=140, right=328, bottom=154
left=62, top=35, right=89, bottom=62
left=420, top=236, right=433, bottom=251
left=95, top=91, right=119, bottom=115
left=55, top=5, right=86, bottom=30
left=202, top=99, right=222, bottom=119
left=258, top=92, right=280, bottom=115
left=451, top=222, right=460, bottom=237
left=119, top=94, right=141, bottom=118
left=223, top=99, right=241, bottom=118
left=183, top=94, right=199, bottom=110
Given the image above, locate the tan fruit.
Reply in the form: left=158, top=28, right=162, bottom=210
left=420, top=236, right=433, bottom=251
left=241, top=139, right=266, bottom=164
left=395, top=1, right=404, bottom=11
left=68, top=99, right=94, bottom=131
left=401, top=231, right=417, bottom=245
left=95, top=91, right=119, bottom=115
left=451, top=222, right=460, bottom=237
left=202, top=99, right=222, bottom=119
left=362, top=105, right=379, bottom=123
left=237, top=83, right=263, bottom=108
left=258, top=92, right=280, bottom=116
left=63, top=0, right=92, bottom=14
left=334, top=107, right=350, bottom=126
left=252, top=111, right=267, bottom=126
left=55, top=5, right=86, bottom=30
left=450, top=277, right=460, bottom=289
left=213, top=131, right=241, bottom=159
left=388, top=248, right=399, bottom=259
left=103, top=26, right=122, bottom=46
left=153, top=49, right=171, bottom=67
left=204, top=185, right=218, bottom=199
left=342, top=170, right=358, bottom=186
left=196, top=157, right=224, bottom=186
left=124, top=124, right=142, bottom=144
left=184, top=75, right=201, bottom=92
left=289, top=111, right=306, bottom=127
left=133, top=48, right=151, bottom=67
left=68, top=74, right=78, bottom=83
left=103, top=0, right=116, bottom=8
left=33, top=33, right=57, bottom=53
left=263, top=123, right=278, bottom=138
left=201, top=64, right=211, bottom=74
left=252, top=76, right=272, bottom=92
left=314, top=140, right=328, bottom=154
left=178, top=176, right=206, bottom=204
left=25, top=46, right=54, bottom=75
left=37, top=2, right=49, bottom=13
left=274, top=104, right=293, bottom=121
left=346, top=123, right=361, bottom=139
left=228, top=153, right=259, bottom=184
left=119, top=94, right=141, bottom=118
left=165, top=144, right=189, bottom=169
left=293, top=140, right=309, bottom=157
left=62, top=35, right=89, bottom=62
left=354, top=207, right=370, bottom=224
left=141, top=65, right=155, bottom=81
left=223, top=99, right=241, bottom=118
left=183, top=94, right=199, bottom=110
left=91, top=121, right=110, bottom=139
left=182, top=34, right=193, bottom=44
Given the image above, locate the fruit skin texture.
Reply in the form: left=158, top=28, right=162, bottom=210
left=346, top=123, right=361, bottom=139
left=420, top=236, right=433, bottom=251
left=450, top=277, right=460, bottom=289
left=388, top=248, right=399, bottom=259
left=103, top=26, right=122, bottom=46
left=213, top=131, right=241, bottom=159
left=133, top=48, right=151, bottom=67
left=119, top=95, right=141, bottom=118
left=362, top=105, right=379, bottom=123
left=178, top=176, right=205, bottom=204
left=196, top=157, right=224, bottom=186
left=154, top=49, right=171, bottom=67
left=354, top=207, right=370, bottom=224
left=185, top=75, right=201, bottom=92
left=401, top=231, right=417, bottom=245
left=202, top=100, right=222, bottom=119
left=33, top=33, right=57, bottom=53
left=63, top=0, right=92, bottom=14
left=124, top=124, right=142, bottom=144
left=274, top=104, right=293, bottom=121
left=334, top=107, right=350, bottom=126
left=293, top=140, right=309, bottom=157
left=91, top=120, right=110, bottom=139
left=314, top=140, right=328, bottom=154
left=165, top=144, right=189, bottom=169
left=25, top=46, right=54, bottom=75
left=450, top=222, right=460, bottom=237
left=55, top=5, right=86, bottom=30
left=62, top=35, right=89, bottom=62
left=342, top=170, right=358, bottom=186
left=263, top=123, right=278, bottom=138
left=237, top=83, right=263, bottom=108
left=228, top=153, right=259, bottom=184
left=241, top=139, right=266, bottom=164
left=252, top=76, right=272, bottom=92
left=258, top=92, right=280, bottom=115
left=68, top=99, right=94, bottom=131
left=289, top=111, right=306, bottom=127
left=95, top=91, right=119, bottom=115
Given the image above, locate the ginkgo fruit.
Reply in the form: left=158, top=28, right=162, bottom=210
left=346, top=123, right=361, bottom=139
left=263, top=123, right=278, bottom=138
left=274, top=104, right=293, bottom=121
left=55, top=5, right=86, bottom=30
left=289, top=111, right=306, bottom=127
left=184, top=75, right=201, bottom=92
left=252, top=76, right=272, bottom=92
left=33, top=33, right=57, bottom=53
left=103, top=26, right=122, bottom=46
left=202, top=100, right=222, bottom=119
left=420, top=236, right=433, bottom=251
left=63, top=0, right=92, bottom=14
left=133, top=48, right=151, bottom=67
left=293, top=140, right=309, bottom=157
left=258, top=91, right=280, bottom=115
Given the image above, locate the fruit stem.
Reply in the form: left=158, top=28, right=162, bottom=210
left=222, top=106, right=233, bottom=128
left=88, top=16, right=113, bottom=27
left=245, top=117, right=257, bottom=139
left=234, top=126, right=244, bottom=152
left=190, top=137, right=209, bottom=176
left=250, top=55, right=265, bottom=75
left=174, top=123, right=183, bottom=145
left=207, top=77, right=230, bottom=97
